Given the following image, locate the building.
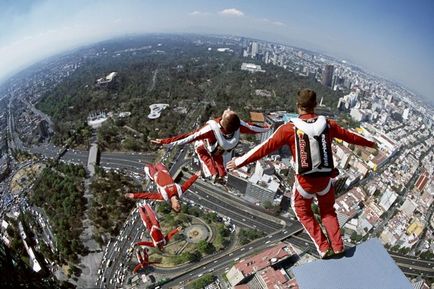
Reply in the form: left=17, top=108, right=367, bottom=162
left=241, top=63, right=265, bottom=73
left=321, top=65, right=334, bottom=87
left=334, top=174, right=349, bottom=196
left=334, top=187, right=367, bottom=222
left=414, top=170, right=430, bottom=192
left=96, top=71, right=118, bottom=85
left=255, top=89, right=272, bottom=98
left=148, top=103, right=169, bottom=119
left=337, top=91, right=358, bottom=111
left=350, top=108, right=367, bottom=122
left=251, top=42, right=259, bottom=58
left=0, top=242, right=58, bottom=288
left=292, top=238, right=413, bottom=289
left=250, top=112, right=266, bottom=126
left=227, top=172, right=249, bottom=194
left=379, top=189, right=398, bottom=212
left=402, top=108, right=410, bottom=120
left=227, top=243, right=297, bottom=288
left=245, top=161, right=281, bottom=203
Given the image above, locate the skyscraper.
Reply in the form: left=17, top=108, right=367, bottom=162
left=251, top=42, right=259, bottom=58
left=321, top=64, right=334, bottom=88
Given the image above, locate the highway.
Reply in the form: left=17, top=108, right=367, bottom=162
left=30, top=144, right=155, bottom=173
left=65, top=145, right=434, bottom=286
left=161, top=225, right=303, bottom=289
left=18, top=142, right=434, bottom=284
left=97, top=180, right=287, bottom=288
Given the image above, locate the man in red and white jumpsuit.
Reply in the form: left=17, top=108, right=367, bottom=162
left=152, top=109, right=269, bottom=181
left=135, top=204, right=181, bottom=251
left=228, top=89, right=376, bottom=258
left=125, top=163, right=200, bottom=212
left=133, top=248, right=158, bottom=273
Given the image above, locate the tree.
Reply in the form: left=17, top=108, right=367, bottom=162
left=216, top=223, right=230, bottom=237
left=187, top=251, right=202, bottom=263
left=191, top=274, right=215, bottom=289
left=157, top=202, right=172, bottom=215
left=263, top=200, right=272, bottom=209
left=197, top=240, right=216, bottom=255
left=204, top=212, right=218, bottom=224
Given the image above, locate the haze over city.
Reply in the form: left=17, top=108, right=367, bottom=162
left=0, top=0, right=433, bottom=103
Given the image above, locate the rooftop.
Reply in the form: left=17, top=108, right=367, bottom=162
left=236, top=242, right=294, bottom=276
left=292, top=238, right=412, bottom=289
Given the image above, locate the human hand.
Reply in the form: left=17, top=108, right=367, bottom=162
left=151, top=139, right=163, bottom=145
left=226, top=159, right=237, bottom=171
left=194, top=171, right=202, bottom=177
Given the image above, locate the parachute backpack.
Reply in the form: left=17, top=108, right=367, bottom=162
left=291, top=116, right=334, bottom=175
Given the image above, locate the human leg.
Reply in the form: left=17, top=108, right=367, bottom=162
left=144, top=164, right=157, bottom=181
left=195, top=145, right=218, bottom=178
left=214, top=154, right=226, bottom=178
left=291, top=189, right=331, bottom=256
left=317, top=187, right=344, bottom=253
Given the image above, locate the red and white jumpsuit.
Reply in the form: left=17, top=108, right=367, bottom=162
left=159, top=117, right=269, bottom=177
left=135, top=204, right=180, bottom=250
left=127, top=163, right=199, bottom=202
left=232, top=113, right=375, bottom=256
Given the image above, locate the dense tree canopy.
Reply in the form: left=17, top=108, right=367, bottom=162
left=36, top=36, right=342, bottom=150
left=31, top=162, right=86, bottom=263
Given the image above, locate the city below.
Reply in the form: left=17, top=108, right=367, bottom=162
left=0, top=34, right=433, bottom=289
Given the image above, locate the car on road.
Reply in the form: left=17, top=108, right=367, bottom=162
left=106, top=260, right=113, bottom=268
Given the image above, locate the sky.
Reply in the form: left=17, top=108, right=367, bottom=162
left=0, top=0, right=433, bottom=102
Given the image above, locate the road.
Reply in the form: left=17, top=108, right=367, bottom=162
left=30, top=144, right=155, bottom=173
left=161, top=224, right=303, bottom=289
left=65, top=144, right=434, bottom=287
left=11, top=138, right=434, bottom=285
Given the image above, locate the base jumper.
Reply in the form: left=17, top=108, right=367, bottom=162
left=135, top=204, right=181, bottom=250
left=152, top=109, right=269, bottom=182
left=133, top=248, right=158, bottom=273
left=227, top=89, right=376, bottom=258
left=126, top=163, right=200, bottom=212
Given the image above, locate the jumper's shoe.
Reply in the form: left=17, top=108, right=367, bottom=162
left=321, top=248, right=335, bottom=259
left=215, top=176, right=226, bottom=185
left=143, top=166, right=153, bottom=181
left=332, top=248, right=345, bottom=258
left=210, top=175, right=218, bottom=183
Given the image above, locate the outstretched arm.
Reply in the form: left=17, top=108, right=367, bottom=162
left=227, top=124, right=291, bottom=170
left=133, top=263, right=144, bottom=273
left=153, top=124, right=213, bottom=147
left=181, top=172, right=200, bottom=192
left=135, top=241, right=155, bottom=248
left=125, top=192, right=164, bottom=201
left=165, top=226, right=182, bottom=242
left=239, top=120, right=270, bottom=134
left=329, top=121, right=375, bottom=147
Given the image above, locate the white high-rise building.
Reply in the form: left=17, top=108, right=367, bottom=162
left=403, top=108, right=410, bottom=120
left=251, top=42, right=259, bottom=58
